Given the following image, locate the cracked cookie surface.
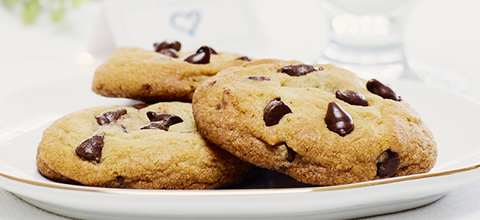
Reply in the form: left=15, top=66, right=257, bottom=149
left=192, top=59, right=437, bottom=186
left=36, top=102, right=262, bottom=189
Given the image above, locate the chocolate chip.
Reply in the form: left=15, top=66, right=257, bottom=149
left=146, top=112, right=183, bottom=124
left=216, top=89, right=230, bottom=110
left=335, top=90, right=368, bottom=106
left=116, top=176, right=125, bottom=185
left=131, top=103, right=151, bottom=109
left=236, top=56, right=251, bottom=61
left=184, top=46, right=213, bottom=64
left=376, top=150, right=400, bottom=177
left=208, top=46, right=218, bottom=54
left=216, top=101, right=228, bottom=110
left=275, top=143, right=296, bottom=163
left=325, top=102, right=354, bottom=136
left=158, top=48, right=179, bottom=58
left=207, top=80, right=217, bottom=87
left=366, top=79, right=401, bottom=101
left=264, top=98, right=292, bottom=126
left=75, top=133, right=104, bottom=163
left=95, top=109, right=127, bottom=125
left=140, top=121, right=169, bottom=131
left=278, top=64, right=322, bottom=76
left=247, top=76, right=271, bottom=81
left=141, top=112, right=183, bottom=131
left=286, top=145, right=296, bottom=162
left=142, top=84, right=152, bottom=92
left=154, top=40, right=181, bottom=52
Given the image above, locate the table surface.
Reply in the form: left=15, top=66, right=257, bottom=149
left=1, top=0, right=480, bottom=219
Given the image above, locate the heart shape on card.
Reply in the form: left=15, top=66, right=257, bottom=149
left=170, top=10, right=202, bottom=36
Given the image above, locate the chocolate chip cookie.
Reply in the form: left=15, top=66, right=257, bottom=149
left=192, top=59, right=437, bottom=186
left=36, top=102, right=262, bottom=189
left=92, top=40, right=253, bottom=103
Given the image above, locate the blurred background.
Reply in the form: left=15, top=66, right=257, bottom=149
left=1, top=0, right=479, bottom=97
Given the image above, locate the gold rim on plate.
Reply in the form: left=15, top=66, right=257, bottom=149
left=0, top=163, right=479, bottom=196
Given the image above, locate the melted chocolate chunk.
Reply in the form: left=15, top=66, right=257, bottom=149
left=325, top=102, right=354, bottom=136
left=131, top=103, right=151, bottom=109
left=278, top=64, right=322, bottom=76
left=140, top=121, right=169, bottom=131
left=158, top=48, right=179, bottom=58
left=366, top=79, right=401, bottom=101
left=275, top=143, right=296, bottom=162
left=208, top=80, right=217, bottom=87
left=141, top=112, right=183, bottom=131
left=247, top=76, right=271, bottom=81
left=236, top=56, right=251, bottom=61
left=116, top=176, right=125, bottom=185
left=264, top=98, right=292, bottom=126
left=286, top=145, right=296, bottom=162
left=376, top=150, right=400, bottom=177
left=208, top=47, right=218, bottom=54
left=147, top=112, right=183, bottom=124
left=335, top=90, right=368, bottom=106
left=153, top=40, right=181, bottom=52
left=75, top=133, right=104, bottom=163
left=95, top=109, right=127, bottom=125
left=142, top=83, right=152, bottom=92
left=184, top=46, right=214, bottom=64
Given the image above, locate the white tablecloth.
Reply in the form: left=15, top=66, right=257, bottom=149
left=1, top=0, right=479, bottom=219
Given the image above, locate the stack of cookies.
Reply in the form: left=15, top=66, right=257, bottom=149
left=36, top=40, right=437, bottom=189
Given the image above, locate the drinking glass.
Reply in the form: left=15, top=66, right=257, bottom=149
left=318, top=0, right=466, bottom=91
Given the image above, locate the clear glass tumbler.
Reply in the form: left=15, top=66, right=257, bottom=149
left=319, top=0, right=416, bottom=82
left=318, top=0, right=467, bottom=92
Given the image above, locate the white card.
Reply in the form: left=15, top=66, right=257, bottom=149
left=90, top=0, right=267, bottom=55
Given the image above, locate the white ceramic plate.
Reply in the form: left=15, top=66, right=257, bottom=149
left=1, top=77, right=480, bottom=220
